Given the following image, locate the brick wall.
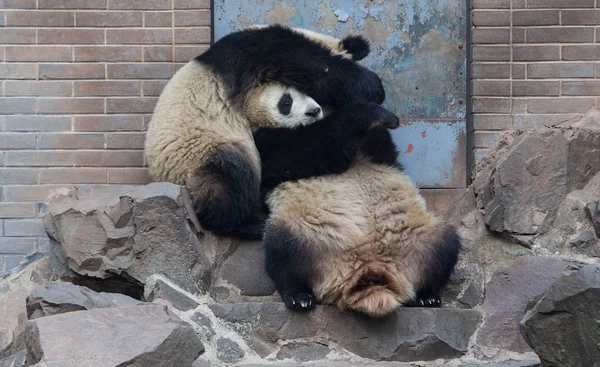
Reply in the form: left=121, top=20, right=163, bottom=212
left=471, top=0, right=600, bottom=162
left=0, top=0, right=210, bottom=272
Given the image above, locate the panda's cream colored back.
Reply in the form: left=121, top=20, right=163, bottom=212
left=145, top=61, right=259, bottom=183
left=267, top=157, right=447, bottom=316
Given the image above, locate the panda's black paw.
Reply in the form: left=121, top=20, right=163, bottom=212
left=283, top=292, right=316, bottom=310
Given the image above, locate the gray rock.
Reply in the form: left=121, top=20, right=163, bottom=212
left=0, top=350, right=25, bottom=367
left=520, top=264, right=600, bottom=367
left=209, top=302, right=480, bottom=362
left=26, top=281, right=142, bottom=319
left=0, top=256, right=57, bottom=358
left=216, top=337, right=244, bottom=363
left=276, top=341, right=330, bottom=362
left=25, top=304, right=204, bottom=367
left=218, top=241, right=276, bottom=297
left=145, top=277, right=199, bottom=311
left=42, top=183, right=219, bottom=294
left=477, top=256, right=569, bottom=353
left=190, top=312, right=216, bottom=339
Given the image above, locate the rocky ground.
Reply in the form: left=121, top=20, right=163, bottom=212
left=1, top=113, right=600, bottom=366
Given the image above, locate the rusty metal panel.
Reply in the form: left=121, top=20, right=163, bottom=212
left=214, top=0, right=467, bottom=188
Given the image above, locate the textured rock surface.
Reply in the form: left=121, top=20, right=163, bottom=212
left=0, top=350, right=25, bottom=367
left=0, top=256, right=57, bottom=358
left=25, top=304, right=204, bottom=367
left=26, top=281, right=142, bottom=319
left=520, top=264, right=600, bottom=367
left=42, top=183, right=219, bottom=294
left=144, top=276, right=199, bottom=311
left=477, top=256, right=569, bottom=353
left=209, top=302, right=481, bottom=362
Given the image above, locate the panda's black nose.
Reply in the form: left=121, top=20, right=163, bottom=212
left=306, top=107, right=321, bottom=117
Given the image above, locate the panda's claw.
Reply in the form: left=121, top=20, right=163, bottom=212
left=282, top=292, right=316, bottom=311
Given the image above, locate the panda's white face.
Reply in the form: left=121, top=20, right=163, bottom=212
left=259, top=84, right=324, bottom=128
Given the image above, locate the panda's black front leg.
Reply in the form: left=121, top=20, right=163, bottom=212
left=264, top=224, right=316, bottom=311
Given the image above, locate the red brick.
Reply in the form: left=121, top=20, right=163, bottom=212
left=4, top=116, right=72, bottom=132
left=0, top=134, right=36, bottom=149
left=472, top=98, right=511, bottom=113
left=472, top=80, right=510, bottom=96
left=3, top=185, right=73, bottom=201
left=526, top=28, right=593, bottom=43
left=38, top=29, right=105, bottom=44
left=38, top=98, right=105, bottom=114
left=473, top=115, right=510, bottom=130
left=513, top=64, right=526, bottom=79
left=472, top=11, right=510, bottom=27
left=76, top=11, right=143, bottom=27
left=0, top=0, right=36, bottom=9
left=109, top=0, right=170, bottom=9
left=74, top=115, right=144, bottom=132
left=471, top=28, right=510, bottom=44
left=527, top=63, right=594, bottom=78
left=106, top=133, right=146, bottom=149
left=527, top=98, right=595, bottom=113
left=561, top=10, right=600, bottom=25
left=39, top=64, right=105, bottom=79
left=562, top=81, right=600, bottom=96
left=108, top=168, right=152, bottom=184
left=513, top=10, right=559, bottom=26
left=0, top=64, right=38, bottom=79
left=0, top=203, right=37, bottom=218
left=0, top=98, right=37, bottom=114
left=4, top=219, right=46, bottom=236
left=106, top=97, right=158, bottom=114
left=0, top=169, right=38, bottom=184
left=562, top=45, right=600, bottom=61
left=527, top=0, right=593, bottom=8
left=75, top=151, right=144, bottom=167
left=6, top=11, right=74, bottom=26
left=107, top=29, right=171, bottom=44
left=37, top=133, right=105, bottom=149
left=74, top=46, right=142, bottom=62
left=145, top=12, right=172, bottom=27
left=74, top=81, right=141, bottom=96
left=174, top=46, right=207, bottom=62
left=513, top=114, right=578, bottom=130
left=5, top=46, right=72, bottom=62
left=474, top=132, right=501, bottom=148
left=0, top=29, right=36, bottom=44
left=4, top=81, right=72, bottom=96
left=40, top=168, right=107, bottom=184
left=175, top=28, right=211, bottom=44
left=142, top=80, right=168, bottom=96
left=39, top=0, right=106, bottom=9
left=144, top=46, right=172, bottom=62
left=513, top=46, right=559, bottom=61
left=174, top=10, right=211, bottom=26
left=174, top=0, right=210, bottom=9
left=472, top=46, right=510, bottom=61
left=472, top=64, right=510, bottom=79
left=5, top=151, right=74, bottom=166
left=512, top=81, right=560, bottom=96
left=0, top=238, right=37, bottom=254
left=107, top=64, right=172, bottom=79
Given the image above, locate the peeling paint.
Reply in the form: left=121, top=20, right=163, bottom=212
left=362, top=15, right=389, bottom=47
left=405, top=144, right=414, bottom=154
left=334, top=9, right=349, bottom=22
left=317, top=2, right=338, bottom=32
left=265, top=3, right=296, bottom=24
left=421, top=131, right=427, bottom=138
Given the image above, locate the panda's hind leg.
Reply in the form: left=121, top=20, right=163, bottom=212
left=264, top=223, right=316, bottom=310
left=187, top=144, right=262, bottom=240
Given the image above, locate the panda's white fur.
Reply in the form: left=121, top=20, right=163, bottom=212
left=264, top=154, right=461, bottom=317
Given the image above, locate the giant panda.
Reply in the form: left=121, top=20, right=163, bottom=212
left=145, top=24, right=384, bottom=240
left=255, top=124, right=462, bottom=318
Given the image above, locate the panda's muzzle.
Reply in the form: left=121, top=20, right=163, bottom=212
left=305, top=107, right=322, bottom=118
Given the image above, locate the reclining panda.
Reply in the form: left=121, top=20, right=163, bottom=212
left=145, top=24, right=385, bottom=240
left=252, top=101, right=462, bottom=318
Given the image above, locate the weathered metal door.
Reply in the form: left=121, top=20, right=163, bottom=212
left=214, top=0, right=467, bottom=189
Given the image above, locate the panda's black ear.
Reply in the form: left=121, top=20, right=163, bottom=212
left=341, top=35, right=371, bottom=61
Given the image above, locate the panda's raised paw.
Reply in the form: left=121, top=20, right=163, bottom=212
left=282, top=292, right=316, bottom=310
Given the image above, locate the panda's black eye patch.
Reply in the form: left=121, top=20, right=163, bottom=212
left=278, top=93, right=293, bottom=115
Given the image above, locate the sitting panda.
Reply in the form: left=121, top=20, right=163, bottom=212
left=255, top=124, right=462, bottom=317
left=145, top=24, right=384, bottom=240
